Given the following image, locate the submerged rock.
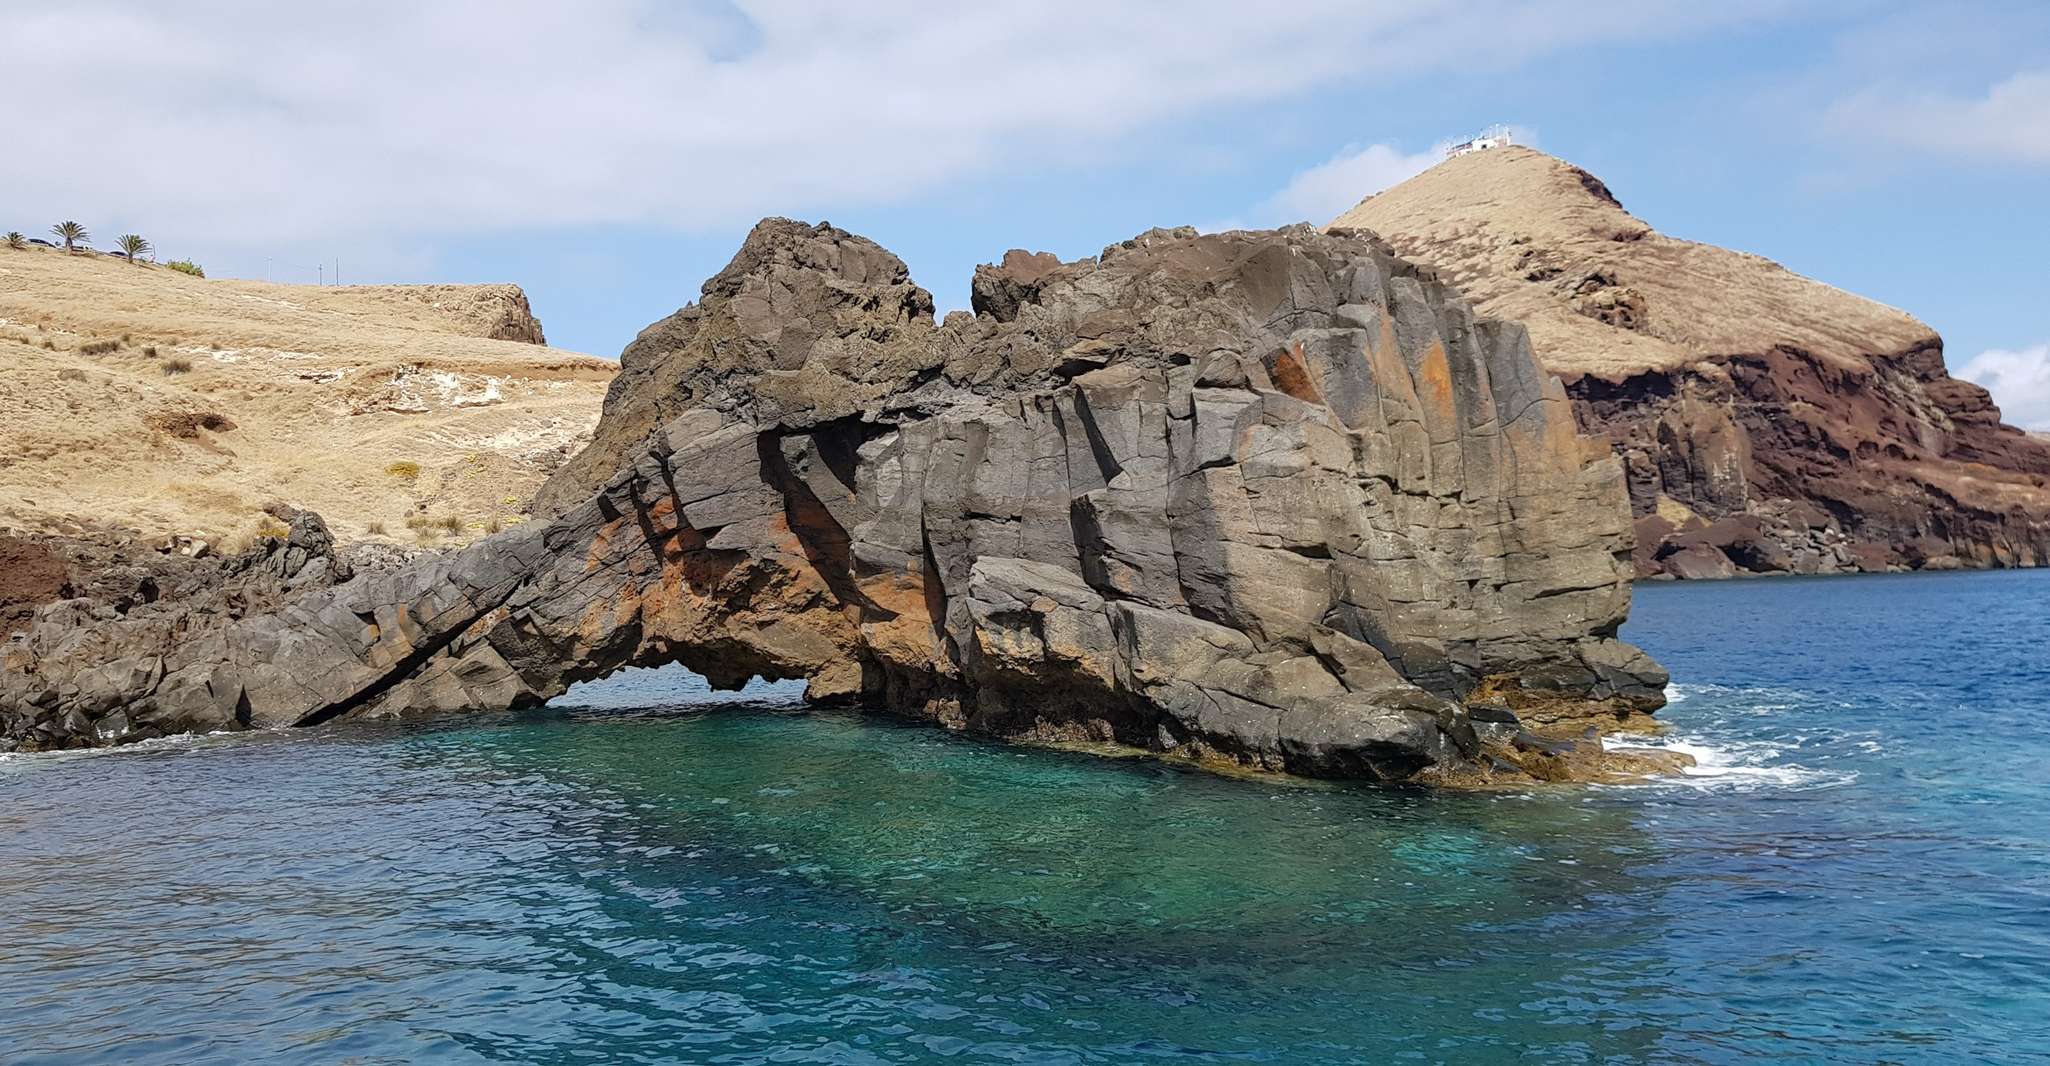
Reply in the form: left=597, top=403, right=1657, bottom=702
left=2, top=222, right=1666, bottom=782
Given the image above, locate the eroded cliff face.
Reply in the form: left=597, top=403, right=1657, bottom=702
left=1574, top=344, right=2050, bottom=577
left=1334, top=147, right=2050, bottom=578
left=2, top=222, right=1666, bottom=783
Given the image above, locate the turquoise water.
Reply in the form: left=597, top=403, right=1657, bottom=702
left=2, top=570, right=2047, bottom=1063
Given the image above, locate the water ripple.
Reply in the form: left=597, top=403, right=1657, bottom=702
left=2, top=571, right=2047, bottom=1062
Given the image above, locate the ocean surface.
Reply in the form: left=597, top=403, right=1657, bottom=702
left=2, top=569, right=2046, bottom=1064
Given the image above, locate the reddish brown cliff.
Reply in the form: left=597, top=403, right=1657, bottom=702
left=1332, top=147, right=2050, bottom=578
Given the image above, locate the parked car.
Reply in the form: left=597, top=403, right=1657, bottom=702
left=107, top=250, right=128, bottom=259
left=26, top=238, right=54, bottom=247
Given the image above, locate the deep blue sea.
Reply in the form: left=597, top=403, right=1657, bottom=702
left=3, top=570, right=2047, bottom=1064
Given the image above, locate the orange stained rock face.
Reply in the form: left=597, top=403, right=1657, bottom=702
left=856, top=568, right=941, bottom=669
left=469, top=604, right=514, bottom=642
left=857, top=567, right=930, bottom=620
left=1263, top=342, right=1325, bottom=406
left=642, top=494, right=682, bottom=538
left=575, top=593, right=622, bottom=646
left=1366, top=315, right=1424, bottom=411
left=761, top=512, right=809, bottom=561
left=378, top=603, right=421, bottom=652
left=611, top=579, right=644, bottom=632
left=1413, top=341, right=1458, bottom=427
left=641, top=550, right=794, bottom=643
left=583, top=516, right=626, bottom=574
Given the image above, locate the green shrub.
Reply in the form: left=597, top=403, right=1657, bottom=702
left=166, top=259, right=204, bottom=278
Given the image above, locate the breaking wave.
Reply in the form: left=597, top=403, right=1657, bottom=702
left=1612, top=683, right=1860, bottom=792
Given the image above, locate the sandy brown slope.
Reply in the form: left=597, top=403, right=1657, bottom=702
left=1332, top=146, right=2050, bottom=578
left=0, top=245, right=613, bottom=548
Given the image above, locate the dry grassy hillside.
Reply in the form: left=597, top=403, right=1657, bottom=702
left=0, top=245, right=613, bottom=548
left=1330, top=146, right=1933, bottom=379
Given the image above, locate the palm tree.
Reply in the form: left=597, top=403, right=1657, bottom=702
left=4, top=232, right=23, bottom=250
left=51, top=221, right=88, bottom=253
left=117, top=234, right=152, bottom=264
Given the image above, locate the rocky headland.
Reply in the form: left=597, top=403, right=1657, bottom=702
left=1, top=221, right=1674, bottom=784
left=1333, top=147, right=2050, bottom=579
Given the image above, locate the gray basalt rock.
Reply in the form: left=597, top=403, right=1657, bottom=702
left=2, top=221, right=1666, bottom=782
left=0, top=508, right=373, bottom=750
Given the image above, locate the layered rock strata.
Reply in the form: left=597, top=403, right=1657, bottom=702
left=2, top=222, right=1666, bottom=782
left=1333, top=147, right=2050, bottom=578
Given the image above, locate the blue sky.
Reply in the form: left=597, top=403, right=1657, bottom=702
left=6, top=2, right=2047, bottom=424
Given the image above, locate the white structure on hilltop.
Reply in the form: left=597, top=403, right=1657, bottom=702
left=1446, top=125, right=1516, bottom=159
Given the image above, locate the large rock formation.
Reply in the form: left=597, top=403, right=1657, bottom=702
left=1333, top=147, right=2050, bottom=578
left=1, top=222, right=1667, bottom=783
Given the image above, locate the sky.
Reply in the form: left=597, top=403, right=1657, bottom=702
left=5, top=1, right=2047, bottom=426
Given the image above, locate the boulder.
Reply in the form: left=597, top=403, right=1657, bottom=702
left=1661, top=543, right=1735, bottom=581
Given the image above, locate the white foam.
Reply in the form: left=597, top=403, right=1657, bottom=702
left=0, top=729, right=248, bottom=774
left=1606, top=732, right=1855, bottom=792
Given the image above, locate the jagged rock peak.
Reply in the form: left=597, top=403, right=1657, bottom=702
left=533, top=220, right=941, bottom=514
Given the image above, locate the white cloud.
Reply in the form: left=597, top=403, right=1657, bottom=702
left=1257, top=142, right=1445, bottom=226
left=1198, top=140, right=1442, bottom=234
left=0, top=1, right=1782, bottom=264
left=1957, top=344, right=2050, bottom=430
left=1826, top=70, right=2050, bottom=165
left=1241, top=125, right=1540, bottom=230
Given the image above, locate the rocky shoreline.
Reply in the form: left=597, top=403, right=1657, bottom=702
left=2, top=221, right=1679, bottom=784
